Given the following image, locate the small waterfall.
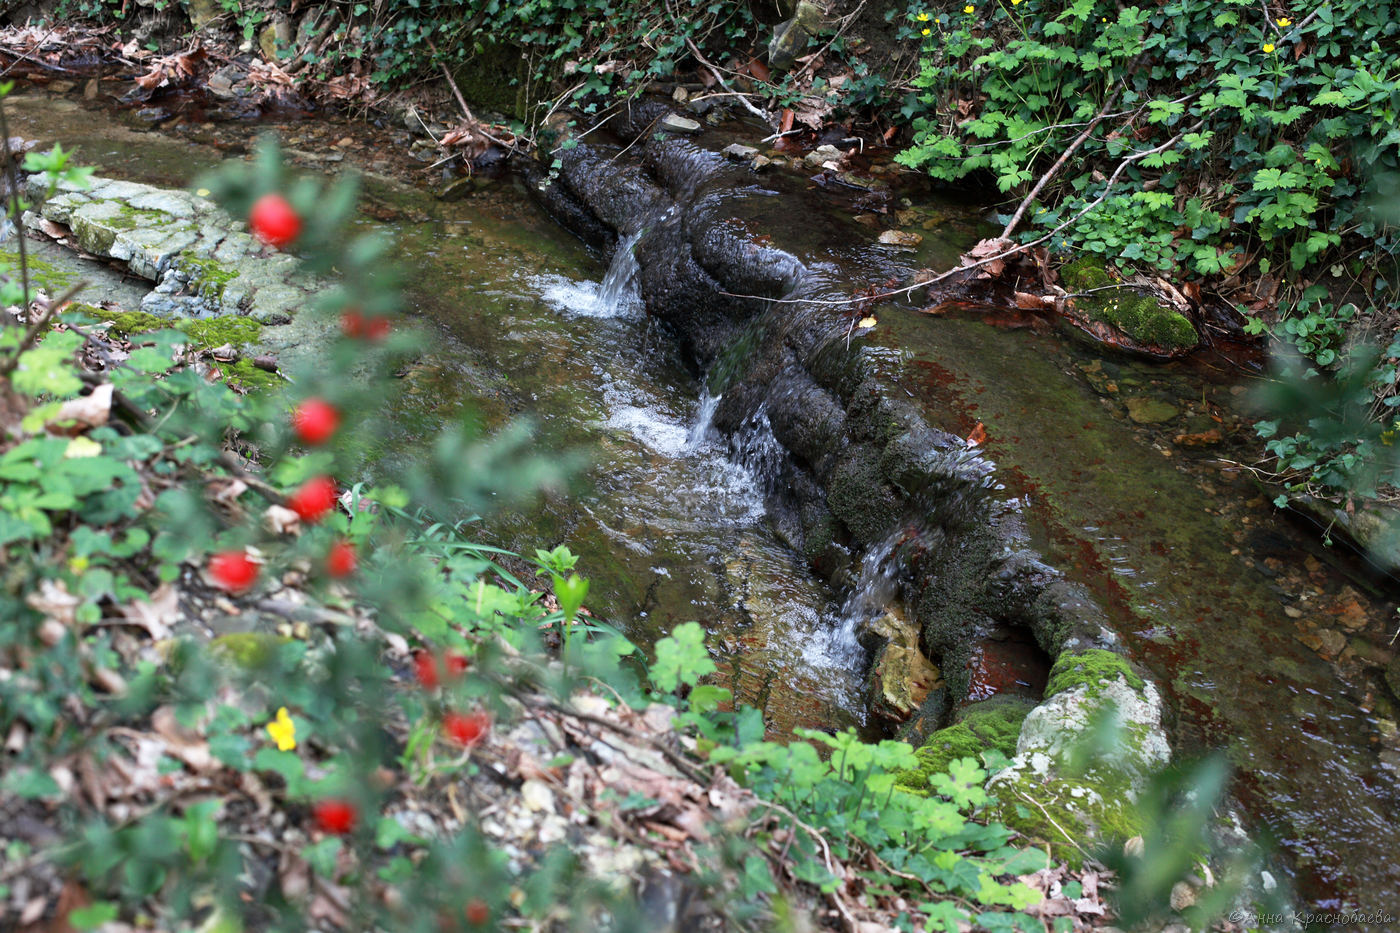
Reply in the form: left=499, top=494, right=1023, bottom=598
left=728, top=405, right=786, bottom=490
left=530, top=229, right=642, bottom=319
left=820, top=536, right=904, bottom=670
left=595, top=229, right=641, bottom=316
left=685, top=390, right=721, bottom=450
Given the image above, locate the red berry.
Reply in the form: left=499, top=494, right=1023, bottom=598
left=312, top=799, right=357, bottom=835
left=249, top=193, right=302, bottom=250
left=292, top=398, right=340, bottom=445
left=209, top=549, right=258, bottom=593
left=444, top=652, right=469, bottom=678
left=365, top=316, right=392, bottom=341
left=287, top=475, right=337, bottom=523
left=327, top=539, right=357, bottom=578
left=464, top=899, right=490, bottom=926
left=341, top=310, right=366, bottom=338
left=444, top=711, right=490, bottom=748
left=413, top=649, right=440, bottom=689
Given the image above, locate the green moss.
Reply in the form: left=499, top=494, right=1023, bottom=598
left=1061, top=255, right=1196, bottom=351
left=987, top=768, right=1143, bottom=869
left=99, top=203, right=172, bottom=233
left=826, top=444, right=901, bottom=544
left=92, top=308, right=273, bottom=392
left=894, top=696, right=1032, bottom=795
left=0, top=246, right=76, bottom=293
left=210, top=632, right=291, bottom=669
left=176, top=256, right=238, bottom=300
left=181, top=316, right=262, bottom=347
left=1045, top=648, right=1144, bottom=699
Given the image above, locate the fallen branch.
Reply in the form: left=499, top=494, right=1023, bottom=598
left=718, top=122, right=1199, bottom=309
left=684, top=37, right=775, bottom=129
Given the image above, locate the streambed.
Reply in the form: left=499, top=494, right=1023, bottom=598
left=6, top=83, right=1400, bottom=922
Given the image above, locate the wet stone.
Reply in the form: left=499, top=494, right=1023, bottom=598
left=1124, top=396, right=1179, bottom=424
left=660, top=114, right=701, bottom=134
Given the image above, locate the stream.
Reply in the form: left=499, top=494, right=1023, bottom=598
left=6, top=84, right=1400, bottom=924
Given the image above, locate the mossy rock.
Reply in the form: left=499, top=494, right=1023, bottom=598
left=211, top=632, right=291, bottom=669
left=1061, top=255, right=1197, bottom=352
left=87, top=308, right=276, bottom=391
left=986, top=767, right=1144, bottom=869
left=894, top=695, right=1034, bottom=796
left=1045, top=648, right=1144, bottom=699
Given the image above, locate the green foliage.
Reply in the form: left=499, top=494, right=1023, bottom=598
left=896, top=0, right=1400, bottom=286
left=710, top=731, right=1048, bottom=926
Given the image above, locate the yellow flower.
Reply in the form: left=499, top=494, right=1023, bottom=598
left=1102, top=15, right=1108, bottom=20
left=964, top=4, right=974, bottom=12
left=916, top=10, right=930, bottom=20
left=1262, top=42, right=1275, bottom=53
left=921, top=27, right=931, bottom=34
left=1011, top=0, right=1022, bottom=6
left=266, top=707, right=296, bottom=751
left=1277, top=16, right=1292, bottom=25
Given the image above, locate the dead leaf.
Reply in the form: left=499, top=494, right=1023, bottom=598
left=47, top=384, right=111, bottom=433
left=26, top=579, right=80, bottom=626
left=150, top=705, right=216, bottom=772
left=264, top=504, right=302, bottom=535
left=966, top=422, right=987, bottom=447
left=119, top=583, right=178, bottom=640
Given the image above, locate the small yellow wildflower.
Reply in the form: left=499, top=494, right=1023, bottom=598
left=964, top=4, right=974, bottom=12
left=266, top=707, right=297, bottom=751
left=921, top=27, right=931, bottom=35
left=916, top=10, right=930, bottom=20
left=1262, top=42, right=1275, bottom=53
left=1102, top=15, right=1108, bottom=21
left=1277, top=16, right=1292, bottom=26
left=1011, top=0, right=1022, bottom=6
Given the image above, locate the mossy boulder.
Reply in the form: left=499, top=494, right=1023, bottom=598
left=1045, top=647, right=1144, bottom=699
left=894, top=695, right=1034, bottom=796
left=1061, top=256, right=1197, bottom=353
left=211, top=632, right=291, bottom=669
left=986, top=650, right=1169, bottom=867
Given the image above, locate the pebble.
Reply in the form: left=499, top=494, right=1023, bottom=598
left=660, top=114, right=701, bottom=134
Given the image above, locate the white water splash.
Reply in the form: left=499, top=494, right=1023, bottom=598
left=816, top=535, right=903, bottom=671
left=531, top=230, right=643, bottom=319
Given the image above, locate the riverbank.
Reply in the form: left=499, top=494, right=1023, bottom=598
left=2, top=5, right=1399, bottom=923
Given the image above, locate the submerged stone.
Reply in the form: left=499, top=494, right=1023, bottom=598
left=1124, top=396, right=1179, bottom=424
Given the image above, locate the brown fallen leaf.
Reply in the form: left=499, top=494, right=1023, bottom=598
left=119, top=583, right=178, bottom=640
left=151, top=705, right=216, bottom=772
left=966, top=422, right=988, bottom=447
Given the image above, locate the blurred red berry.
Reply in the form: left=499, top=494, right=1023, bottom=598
left=413, top=649, right=440, bottom=689
left=312, top=799, right=357, bottom=835
left=327, top=539, right=357, bottom=578
left=287, top=475, right=337, bottom=523
left=249, top=193, right=302, bottom=250
left=341, top=309, right=366, bottom=338
left=366, top=316, right=392, bottom=341
left=209, top=550, right=258, bottom=593
left=464, top=899, right=490, bottom=926
left=292, top=398, right=340, bottom=445
left=444, top=651, right=469, bottom=677
left=444, top=711, right=490, bottom=748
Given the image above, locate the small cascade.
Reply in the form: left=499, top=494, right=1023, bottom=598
left=531, top=229, right=642, bottom=318
left=728, top=405, right=786, bottom=491
left=820, top=536, right=904, bottom=670
left=685, top=390, right=721, bottom=450
left=595, top=229, right=642, bottom=316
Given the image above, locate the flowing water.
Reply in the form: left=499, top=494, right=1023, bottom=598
left=7, top=84, right=1400, bottom=920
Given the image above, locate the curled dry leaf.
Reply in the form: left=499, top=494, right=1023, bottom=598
left=119, top=582, right=179, bottom=640
left=264, top=504, right=303, bottom=535
left=151, top=705, right=216, bottom=772
left=26, top=578, right=80, bottom=626
left=966, top=422, right=988, bottom=447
